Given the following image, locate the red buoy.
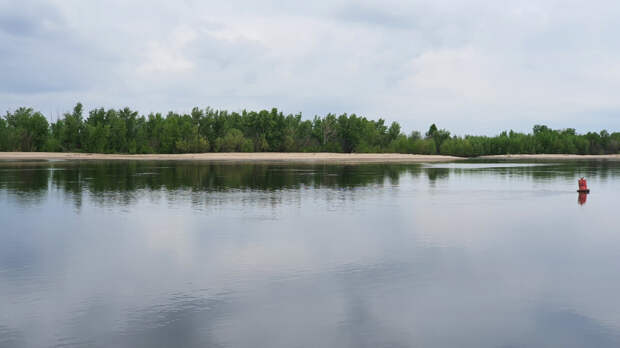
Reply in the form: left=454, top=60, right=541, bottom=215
left=577, top=177, right=590, bottom=193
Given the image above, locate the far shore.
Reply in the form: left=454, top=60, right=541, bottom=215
left=0, top=152, right=461, bottom=163
left=479, top=154, right=620, bottom=160
left=1, top=152, right=620, bottom=163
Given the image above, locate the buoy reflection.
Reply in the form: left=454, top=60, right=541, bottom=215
left=578, top=192, right=588, bottom=205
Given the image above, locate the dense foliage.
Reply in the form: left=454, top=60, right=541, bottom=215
left=1, top=103, right=619, bottom=156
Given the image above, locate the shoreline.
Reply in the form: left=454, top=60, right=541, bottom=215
left=1, top=152, right=619, bottom=163
left=0, top=152, right=461, bottom=163
left=479, top=154, right=620, bottom=160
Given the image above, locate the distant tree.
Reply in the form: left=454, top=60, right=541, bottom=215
left=426, top=124, right=438, bottom=138
left=2, top=104, right=619, bottom=156
left=409, top=131, right=422, bottom=141
left=0, top=117, right=7, bottom=151
left=4, top=107, right=49, bottom=151
left=388, top=122, right=401, bottom=142
left=215, top=129, right=252, bottom=152
left=313, top=113, right=338, bottom=150
left=426, top=124, right=450, bottom=154
left=61, top=103, right=85, bottom=151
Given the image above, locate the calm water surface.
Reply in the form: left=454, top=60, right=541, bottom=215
left=1, top=160, right=620, bottom=347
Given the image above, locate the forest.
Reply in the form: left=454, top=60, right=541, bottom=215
left=1, top=103, right=619, bottom=157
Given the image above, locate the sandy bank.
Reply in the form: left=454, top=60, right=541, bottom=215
left=479, top=154, right=620, bottom=160
left=0, top=152, right=461, bottom=163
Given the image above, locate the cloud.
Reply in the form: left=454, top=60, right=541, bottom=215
left=1, top=0, right=620, bottom=133
left=334, top=2, right=417, bottom=29
left=138, top=27, right=197, bottom=74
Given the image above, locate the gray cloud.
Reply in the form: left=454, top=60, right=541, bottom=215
left=1, top=0, right=620, bottom=134
left=0, top=0, right=112, bottom=94
left=334, top=3, right=417, bottom=29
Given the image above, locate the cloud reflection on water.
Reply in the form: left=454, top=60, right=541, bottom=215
left=1, top=160, right=620, bottom=347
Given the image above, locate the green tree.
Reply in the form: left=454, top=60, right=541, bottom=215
left=4, top=108, right=49, bottom=151
left=2, top=103, right=619, bottom=157
left=425, top=124, right=450, bottom=154
left=0, top=117, right=7, bottom=151
left=215, top=129, right=253, bottom=152
left=60, top=103, right=85, bottom=151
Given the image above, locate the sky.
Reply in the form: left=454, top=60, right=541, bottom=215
left=2, top=0, right=620, bottom=135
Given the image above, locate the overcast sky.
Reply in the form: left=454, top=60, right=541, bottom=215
left=2, top=0, right=620, bottom=134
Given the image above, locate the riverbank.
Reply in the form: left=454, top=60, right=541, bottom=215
left=3, top=152, right=620, bottom=163
left=479, top=154, right=620, bottom=160
left=0, top=152, right=461, bottom=163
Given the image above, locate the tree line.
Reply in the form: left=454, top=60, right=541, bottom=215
left=1, top=103, right=619, bottom=156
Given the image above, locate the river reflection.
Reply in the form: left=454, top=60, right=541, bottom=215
left=0, top=160, right=616, bottom=208
left=1, top=160, right=620, bottom=348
